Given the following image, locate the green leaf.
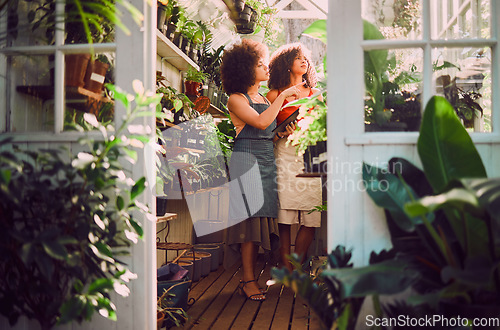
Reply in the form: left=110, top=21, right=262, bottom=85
left=88, top=278, right=114, bottom=295
left=322, top=259, right=420, bottom=298
left=363, top=163, right=424, bottom=232
left=173, top=99, right=183, bottom=111
left=131, top=177, right=146, bottom=200
left=128, top=218, right=144, bottom=238
left=301, top=19, right=327, bottom=44
left=405, top=188, right=482, bottom=217
left=105, top=84, right=129, bottom=108
left=42, top=241, right=68, bottom=260
left=90, top=243, right=114, bottom=263
left=116, top=195, right=125, bottom=210
left=417, top=96, right=487, bottom=193
left=0, top=169, right=11, bottom=184
left=59, top=296, right=86, bottom=324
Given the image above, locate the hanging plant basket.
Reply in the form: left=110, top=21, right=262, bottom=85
left=235, top=5, right=257, bottom=34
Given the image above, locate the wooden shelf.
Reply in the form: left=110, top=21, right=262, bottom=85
left=156, top=29, right=199, bottom=72
left=156, top=212, right=178, bottom=223
left=17, top=85, right=111, bottom=103
left=208, top=104, right=227, bottom=118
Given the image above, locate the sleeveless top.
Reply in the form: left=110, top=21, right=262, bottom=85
left=276, top=88, right=314, bottom=126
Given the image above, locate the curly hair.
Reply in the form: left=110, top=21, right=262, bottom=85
left=221, top=38, right=269, bottom=95
left=268, top=43, right=317, bottom=90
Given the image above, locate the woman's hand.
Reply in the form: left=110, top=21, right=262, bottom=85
left=277, top=122, right=296, bottom=139
left=280, top=82, right=305, bottom=100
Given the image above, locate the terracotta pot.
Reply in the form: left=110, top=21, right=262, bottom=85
left=184, top=81, right=202, bottom=96
left=84, top=59, right=109, bottom=93
left=65, top=54, right=91, bottom=87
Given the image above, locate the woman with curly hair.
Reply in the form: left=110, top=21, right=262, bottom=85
left=220, top=38, right=301, bottom=301
left=267, top=43, right=323, bottom=271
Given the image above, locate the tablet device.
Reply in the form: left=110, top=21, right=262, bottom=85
left=272, top=109, right=299, bottom=133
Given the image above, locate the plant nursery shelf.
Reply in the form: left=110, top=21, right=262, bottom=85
left=156, top=29, right=199, bottom=72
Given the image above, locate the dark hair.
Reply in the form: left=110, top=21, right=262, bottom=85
left=221, top=38, right=268, bottom=95
left=268, top=43, right=317, bottom=90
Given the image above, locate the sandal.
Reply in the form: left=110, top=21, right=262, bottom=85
left=238, top=280, right=266, bottom=301
left=239, top=280, right=267, bottom=294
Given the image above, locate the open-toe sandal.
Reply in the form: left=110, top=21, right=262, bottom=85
left=239, top=279, right=266, bottom=294
left=238, top=280, right=266, bottom=301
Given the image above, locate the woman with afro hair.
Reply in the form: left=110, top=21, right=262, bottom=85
left=220, top=38, right=301, bottom=301
left=267, top=42, right=323, bottom=271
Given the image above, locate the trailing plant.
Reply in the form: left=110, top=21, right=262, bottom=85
left=0, top=81, right=162, bottom=330
left=244, top=0, right=280, bottom=45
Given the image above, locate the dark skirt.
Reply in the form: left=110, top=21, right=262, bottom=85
left=223, top=216, right=279, bottom=269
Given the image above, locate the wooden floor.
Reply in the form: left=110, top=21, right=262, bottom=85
left=172, top=258, right=324, bottom=330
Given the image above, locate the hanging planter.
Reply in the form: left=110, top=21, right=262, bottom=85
left=235, top=4, right=257, bottom=34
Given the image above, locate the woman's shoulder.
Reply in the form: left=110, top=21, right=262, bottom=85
left=266, top=89, right=279, bottom=102
left=227, top=93, right=250, bottom=110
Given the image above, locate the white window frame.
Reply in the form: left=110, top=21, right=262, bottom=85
left=0, top=0, right=116, bottom=140
left=328, top=0, right=500, bottom=147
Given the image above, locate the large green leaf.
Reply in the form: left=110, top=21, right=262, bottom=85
left=301, top=19, right=326, bottom=44
left=405, top=188, right=482, bottom=217
left=461, top=178, right=500, bottom=224
left=363, top=20, right=388, bottom=81
left=417, top=96, right=487, bottom=193
left=322, top=259, right=420, bottom=298
left=363, top=162, right=424, bottom=232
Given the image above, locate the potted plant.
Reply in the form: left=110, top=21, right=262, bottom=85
left=157, top=282, right=188, bottom=328
left=0, top=81, right=162, bottom=330
left=157, top=0, right=170, bottom=32
left=184, top=67, right=208, bottom=97
left=198, top=45, right=223, bottom=103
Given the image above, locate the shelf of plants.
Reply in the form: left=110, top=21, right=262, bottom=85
left=157, top=29, right=199, bottom=72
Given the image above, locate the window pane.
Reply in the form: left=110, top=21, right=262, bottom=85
left=64, top=52, right=115, bottom=130
left=2, top=0, right=54, bottom=48
left=433, top=47, right=491, bottom=132
left=430, top=0, right=490, bottom=39
left=362, top=0, right=422, bottom=40
left=365, top=48, right=423, bottom=132
left=8, top=54, right=54, bottom=132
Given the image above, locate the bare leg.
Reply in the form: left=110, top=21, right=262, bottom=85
left=278, top=224, right=292, bottom=271
left=294, top=226, right=316, bottom=264
left=240, top=241, right=264, bottom=299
